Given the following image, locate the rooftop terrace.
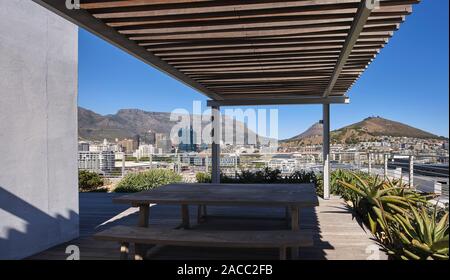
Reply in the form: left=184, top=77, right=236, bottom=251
left=29, top=193, right=385, bottom=260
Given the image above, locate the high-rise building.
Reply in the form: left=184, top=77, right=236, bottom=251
left=134, top=134, right=140, bottom=148
left=118, top=138, right=138, bottom=153
left=155, top=133, right=172, bottom=154
left=178, top=126, right=199, bottom=152
left=143, top=130, right=156, bottom=145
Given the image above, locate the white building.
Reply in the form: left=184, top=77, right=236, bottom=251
left=181, top=153, right=240, bottom=167
left=268, top=158, right=299, bottom=173
left=88, top=139, right=121, bottom=153
left=78, top=142, right=90, bottom=151
left=78, top=151, right=115, bottom=174
left=133, top=144, right=155, bottom=159
left=208, top=154, right=240, bottom=167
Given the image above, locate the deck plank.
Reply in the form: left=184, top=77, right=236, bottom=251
left=28, top=193, right=386, bottom=260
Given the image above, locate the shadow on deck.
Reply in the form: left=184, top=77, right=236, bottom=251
left=29, top=193, right=384, bottom=260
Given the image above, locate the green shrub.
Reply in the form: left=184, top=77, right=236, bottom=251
left=114, top=169, right=182, bottom=193
left=196, top=172, right=211, bottom=183
left=285, top=170, right=318, bottom=184
left=78, top=170, right=104, bottom=192
left=196, top=168, right=317, bottom=186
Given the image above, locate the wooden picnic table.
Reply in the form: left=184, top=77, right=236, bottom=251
left=113, top=183, right=319, bottom=259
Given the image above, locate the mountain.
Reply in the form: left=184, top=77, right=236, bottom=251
left=286, top=122, right=323, bottom=140
left=281, top=116, right=443, bottom=146
left=334, top=116, right=441, bottom=140
left=284, top=122, right=323, bottom=145
left=78, top=107, right=269, bottom=144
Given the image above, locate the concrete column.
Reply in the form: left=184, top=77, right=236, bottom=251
left=0, top=0, right=78, bottom=259
left=409, top=155, right=414, bottom=188
left=149, top=153, right=153, bottom=169
left=323, top=104, right=330, bottom=200
left=211, top=105, right=221, bottom=184
left=368, top=153, right=372, bottom=174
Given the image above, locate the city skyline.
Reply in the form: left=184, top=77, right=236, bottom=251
left=78, top=1, right=449, bottom=139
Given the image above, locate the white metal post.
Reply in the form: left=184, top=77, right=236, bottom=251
left=356, top=152, right=360, bottom=170
left=121, top=152, right=125, bottom=178
left=323, top=104, right=330, bottom=200
left=409, top=155, right=414, bottom=188
left=234, top=154, right=238, bottom=176
left=211, top=105, right=221, bottom=184
left=149, top=153, right=153, bottom=169
left=384, top=154, right=388, bottom=178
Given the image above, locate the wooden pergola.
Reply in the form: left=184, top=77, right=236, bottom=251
left=33, top=0, right=419, bottom=198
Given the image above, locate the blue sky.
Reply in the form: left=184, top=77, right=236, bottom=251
left=78, top=0, right=449, bottom=139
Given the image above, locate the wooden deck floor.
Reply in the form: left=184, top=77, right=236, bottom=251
left=29, top=193, right=385, bottom=260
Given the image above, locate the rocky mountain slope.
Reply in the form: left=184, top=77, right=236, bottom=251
left=281, top=117, right=442, bottom=146
left=78, top=107, right=269, bottom=144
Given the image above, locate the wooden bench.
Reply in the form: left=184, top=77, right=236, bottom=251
left=94, top=225, right=313, bottom=260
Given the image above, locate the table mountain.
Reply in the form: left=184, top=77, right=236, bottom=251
left=78, top=107, right=270, bottom=145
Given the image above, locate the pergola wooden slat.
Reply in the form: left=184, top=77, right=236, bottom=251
left=33, top=0, right=419, bottom=199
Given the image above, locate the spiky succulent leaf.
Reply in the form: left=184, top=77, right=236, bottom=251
left=403, top=249, right=421, bottom=260
left=431, top=236, right=449, bottom=252
left=368, top=212, right=378, bottom=234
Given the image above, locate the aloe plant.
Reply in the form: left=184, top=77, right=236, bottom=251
left=375, top=204, right=449, bottom=260
left=336, top=172, right=434, bottom=228
left=330, top=170, right=448, bottom=260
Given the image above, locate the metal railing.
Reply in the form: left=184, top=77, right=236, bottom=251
left=79, top=150, right=449, bottom=201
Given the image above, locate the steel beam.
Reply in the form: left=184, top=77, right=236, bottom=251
left=323, top=0, right=375, bottom=97
left=31, top=0, right=222, bottom=101
left=207, top=96, right=349, bottom=107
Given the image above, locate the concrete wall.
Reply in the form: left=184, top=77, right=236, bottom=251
left=0, top=0, right=79, bottom=259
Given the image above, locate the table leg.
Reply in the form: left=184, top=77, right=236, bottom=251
left=197, top=205, right=201, bottom=224
left=135, top=204, right=149, bottom=260
left=285, top=206, right=291, bottom=227
left=181, top=204, right=190, bottom=229
left=290, top=206, right=299, bottom=260
left=279, top=246, right=287, bottom=260
left=120, top=242, right=130, bottom=260
left=197, top=204, right=208, bottom=224
left=138, top=205, right=149, bottom=227
left=202, top=205, right=207, bottom=217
